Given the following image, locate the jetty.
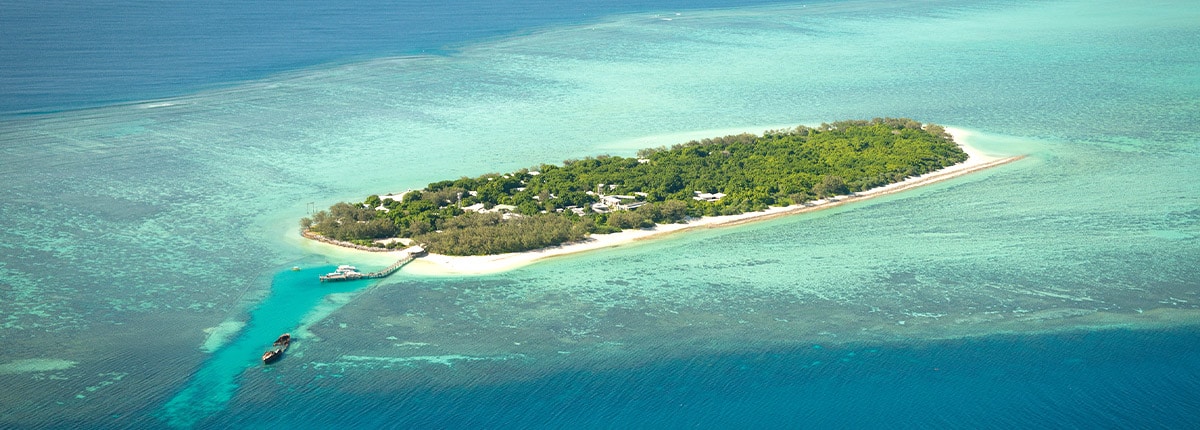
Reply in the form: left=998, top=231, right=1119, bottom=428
left=319, top=246, right=425, bottom=282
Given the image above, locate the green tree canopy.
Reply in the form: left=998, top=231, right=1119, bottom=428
left=305, top=118, right=967, bottom=255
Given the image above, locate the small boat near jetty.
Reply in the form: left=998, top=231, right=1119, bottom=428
left=319, top=265, right=364, bottom=282
left=317, top=246, right=426, bottom=282
left=262, top=333, right=291, bottom=364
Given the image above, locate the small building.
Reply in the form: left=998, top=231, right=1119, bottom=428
left=463, top=203, right=517, bottom=214
left=600, top=195, right=623, bottom=206
left=693, top=191, right=726, bottom=202
left=599, top=194, right=643, bottom=211
left=462, top=202, right=487, bottom=212
left=401, top=245, right=426, bottom=256
left=619, top=201, right=646, bottom=211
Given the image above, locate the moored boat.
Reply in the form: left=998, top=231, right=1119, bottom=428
left=319, top=265, right=364, bottom=282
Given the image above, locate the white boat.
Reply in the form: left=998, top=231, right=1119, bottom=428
left=320, top=265, right=364, bottom=282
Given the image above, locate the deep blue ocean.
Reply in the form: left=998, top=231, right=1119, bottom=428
left=212, top=327, right=1200, bottom=429
left=0, top=0, right=792, bottom=116
left=2, top=0, right=1198, bottom=428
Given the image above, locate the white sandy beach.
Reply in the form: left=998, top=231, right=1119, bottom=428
left=345, top=127, right=1022, bottom=276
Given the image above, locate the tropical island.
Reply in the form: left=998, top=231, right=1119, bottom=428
left=302, top=118, right=997, bottom=261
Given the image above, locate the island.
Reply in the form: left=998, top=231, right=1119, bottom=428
left=301, top=118, right=1020, bottom=272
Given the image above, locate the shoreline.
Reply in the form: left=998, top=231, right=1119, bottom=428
left=320, top=127, right=1024, bottom=276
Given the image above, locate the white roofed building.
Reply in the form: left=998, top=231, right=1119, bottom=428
left=693, top=191, right=726, bottom=202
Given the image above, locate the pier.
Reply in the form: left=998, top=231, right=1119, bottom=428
left=319, top=246, right=425, bottom=282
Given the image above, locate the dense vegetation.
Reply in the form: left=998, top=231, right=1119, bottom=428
left=302, top=118, right=967, bottom=255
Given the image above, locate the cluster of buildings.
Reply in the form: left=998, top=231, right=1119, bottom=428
left=369, top=179, right=726, bottom=219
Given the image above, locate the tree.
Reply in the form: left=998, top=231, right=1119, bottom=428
left=364, top=194, right=382, bottom=209
left=813, top=175, right=849, bottom=198
left=607, top=210, right=647, bottom=229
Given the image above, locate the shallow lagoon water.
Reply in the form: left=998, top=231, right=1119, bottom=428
left=1, top=0, right=1198, bottom=427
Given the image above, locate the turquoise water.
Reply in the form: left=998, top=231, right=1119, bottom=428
left=1, top=0, right=1198, bottom=427
left=155, top=265, right=390, bottom=427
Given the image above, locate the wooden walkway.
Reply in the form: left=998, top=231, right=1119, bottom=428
left=319, top=246, right=425, bottom=282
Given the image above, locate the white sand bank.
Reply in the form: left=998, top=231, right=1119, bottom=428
left=400, top=127, right=1022, bottom=276
left=0, top=358, right=77, bottom=375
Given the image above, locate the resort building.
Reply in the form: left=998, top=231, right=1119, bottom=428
left=463, top=203, right=518, bottom=214
left=693, top=191, right=726, bottom=202
left=599, top=194, right=645, bottom=211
